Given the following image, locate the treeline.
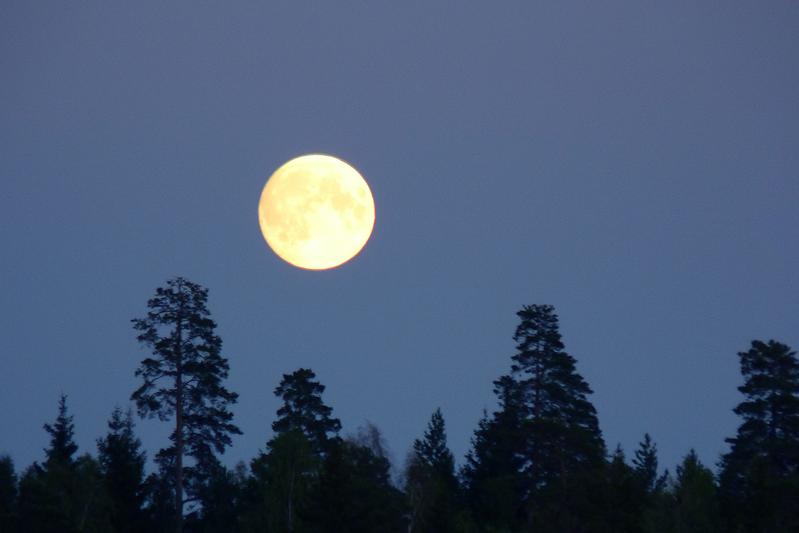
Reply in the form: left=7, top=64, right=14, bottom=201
left=0, top=277, right=797, bottom=533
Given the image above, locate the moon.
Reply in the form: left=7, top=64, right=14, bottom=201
left=258, top=154, right=376, bottom=270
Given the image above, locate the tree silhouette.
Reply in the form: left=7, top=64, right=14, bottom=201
left=43, top=394, right=78, bottom=469
left=462, top=375, right=525, bottom=530
left=406, top=408, right=460, bottom=533
left=131, top=277, right=240, bottom=533
left=272, top=368, right=341, bottom=455
left=509, top=305, right=606, bottom=530
left=719, top=339, right=799, bottom=531
left=17, top=396, right=113, bottom=533
left=96, top=407, right=147, bottom=533
left=673, top=450, right=719, bottom=533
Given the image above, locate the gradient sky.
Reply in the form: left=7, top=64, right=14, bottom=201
left=2, top=2, right=797, bottom=477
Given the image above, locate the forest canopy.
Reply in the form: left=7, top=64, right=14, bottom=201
left=1, top=278, right=797, bottom=533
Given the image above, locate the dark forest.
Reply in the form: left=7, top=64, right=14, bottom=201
left=1, top=277, right=797, bottom=533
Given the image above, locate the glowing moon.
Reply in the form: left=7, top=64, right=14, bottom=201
left=258, top=154, right=375, bottom=270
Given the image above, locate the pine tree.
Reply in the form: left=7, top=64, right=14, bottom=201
left=132, top=277, right=241, bottom=533
left=406, top=408, right=460, bottom=533
left=96, top=407, right=147, bottom=533
left=272, top=368, right=341, bottom=455
left=719, top=339, right=799, bottom=532
left=509, top=305, right=605, bottom=530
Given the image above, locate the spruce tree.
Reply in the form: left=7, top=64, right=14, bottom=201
left=406, top=408, right=460, bottom=533
left=96, top=407, right=147, bottom=533
left=21, top=394, right=80, bottom=532
left=632, top=433, right=660, bottom=495
left=43, top=394, right=78, bottom=469
left=462, top=375, right=525, bottom=530
left=17, top=396, right=113, bottom=533
left=719, top=339, right=799, bottom=531
left=271, top=368, right=341, bottom=455
left=131, top=277, right=241, bottom=533
left=673, top=450, right=719, bottom=533
left=605, top=445, right=646, bottom=533
left=632, top=433, right=671, bottom=533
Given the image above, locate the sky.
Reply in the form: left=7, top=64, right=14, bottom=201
left=1, top=1, right=797, bottom=477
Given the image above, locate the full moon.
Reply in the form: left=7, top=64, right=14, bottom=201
left=258, top=154, right=376, bottom=270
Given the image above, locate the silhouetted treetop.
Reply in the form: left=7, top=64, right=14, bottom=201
left=272, top=368, right=341, bottom=455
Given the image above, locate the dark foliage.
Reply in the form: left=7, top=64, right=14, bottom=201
left=96, top=407, right=147, bottom=533
left=406, top=408, right=462, bottom=533
left=719, top=339, right=799, bottom=532
left=272, top=368, right=342, bottom=456
left=2, top=291, right=798, bottom=533
left=16, top=397, right=113, bottom=533
left=311, top=435, right=406, bottom=532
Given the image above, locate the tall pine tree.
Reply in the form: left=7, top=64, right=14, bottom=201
left=509, top=305, right=606, bottom=531
left=719, top=339, right=799, bottom=531
left=132, top=277, right=241, bottom=533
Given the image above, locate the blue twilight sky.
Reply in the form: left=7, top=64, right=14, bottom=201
left=1, top=2, right=797, bottom=476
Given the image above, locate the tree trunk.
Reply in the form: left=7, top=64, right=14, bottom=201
left=175, top=315, right=184, bottom=533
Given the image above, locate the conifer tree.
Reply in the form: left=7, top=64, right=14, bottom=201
left=247, top=430, right=317, bottom=533
left=406, top=408, right=460, bottom=533
left=43, top=394, right=78, bottom=469
left=672, top=450, right=719, bottom=533
left=461, top=376, right=525, bottom=531
left=271, top=368, right=341, bottom=455
left=632, top=433, right=671, bottom=533
left=605, top=445, right=645, bottom=533
left=186, top=457, right=246, bottom=533
left=633, top=433, right=660, bottom=495
left=18, top=394, right=80, bottom=532
left=509, top=305, right=606, bottom=530
left=131, top=277, right=241, bottom=533
left=243, top=369, right=340, bottom=533
left=18, top=396, right=113, bottom=533
left=719, top=339, right=799, bottom=531
left=96, top=407, right=147, bottom=533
